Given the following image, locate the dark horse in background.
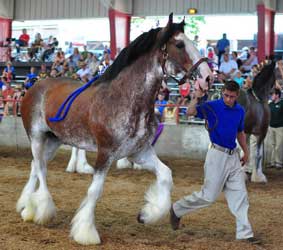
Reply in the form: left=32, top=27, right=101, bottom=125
left=16, top=14, right=212, bottom=245
left=238, top=61, right=276, bottom=183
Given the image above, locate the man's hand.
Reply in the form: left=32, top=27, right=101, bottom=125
left=193, top=88, right=206, bottom=99
left=240, top=152, right=249, bottom=166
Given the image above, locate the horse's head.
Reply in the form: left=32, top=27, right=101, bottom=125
left=158, top=13, right=213, bottom=91
left=252, top=60, right=276, bottom=100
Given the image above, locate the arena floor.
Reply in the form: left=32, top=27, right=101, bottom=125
left=0, top=146, right=282, bottom=250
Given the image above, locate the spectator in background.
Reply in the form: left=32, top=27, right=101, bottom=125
left=207, top=47, right=217, bottom=71
left=29, top=33, right=44, bottom=61
left=81, top=45, right=89, bottom=60
left=65, top=42, right=74, bottom=55
left=240, top=47, right=258, bottom=73
left=232, top=70, right=245, bottom=88
left=163, top=100, right=177, bottom=124
left=76, top=61, right=91, bottom=82
left=218, top=53, right=238, bottom=82
left=72, top=48, right=82, bottom=68
left=0, top=76, right=8, bottom=93
left=238, top=47, right=249, bottom=62
left=216, top=33, right=230, bottom=67
left=2, top=61, right=16, bottom=82
left=179, top=82, right=191, bottom=100
left=231, top=51, right=243, bottom=69
left=268, top=88, right=283, bottom=169
left=38, top=63, right=50, bottom=80
left=155, top=92, right=167, bottom=122
left=24, top=67, right=37, bottom=90
left=2, top=81, right=15, bottom=116
left=16, top=28, right=30, bottom=53
left=275, top=59, right=283, bottom=90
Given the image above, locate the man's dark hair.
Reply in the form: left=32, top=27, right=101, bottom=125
left=223, top=80, right=240, bottom=93
left=271, top=88, right=281, bottom=98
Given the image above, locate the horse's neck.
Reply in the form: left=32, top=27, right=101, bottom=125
left=114, top=53, right=163, bottom=98
left=251, top=85, right=270, bottom=102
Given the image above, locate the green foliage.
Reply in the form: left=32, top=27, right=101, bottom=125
left=177, top=16, right=205, bottom=39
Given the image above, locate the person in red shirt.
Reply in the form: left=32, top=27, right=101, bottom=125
left=16, top=28, right=30, bottom=53
left=19, top=28, right=30, bottom=46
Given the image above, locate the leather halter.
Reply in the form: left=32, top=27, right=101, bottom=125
left=161, top=44, right=208, bottom=85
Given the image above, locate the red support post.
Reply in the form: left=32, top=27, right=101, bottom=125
left=108, top=8, right=131, bottom=60
left=257, top=4, right=276, bottom=62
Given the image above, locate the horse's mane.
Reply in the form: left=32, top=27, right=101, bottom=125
left=95, top=19, right=185, bottom=85
left=253, top=61, right=275, bottom=88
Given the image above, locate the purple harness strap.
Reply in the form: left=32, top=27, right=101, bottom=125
left=151, top=123, right=164, bottom=146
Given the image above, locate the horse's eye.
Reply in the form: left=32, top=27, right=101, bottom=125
left=176, top=41, right=185, bottom=49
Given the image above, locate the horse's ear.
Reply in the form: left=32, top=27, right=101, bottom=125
left=181, top=16, right=185, bottom=25
left=168, top=13, right=173, bottom=24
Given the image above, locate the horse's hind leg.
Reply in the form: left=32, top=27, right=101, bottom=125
left=251, top=141, right=267, bottom=183
left=66, top=148, right=94, bottom=174
left=70, top=152, right=112, bottom=245
left=132, top=146, right=172, bottom=224
left=17, top=135, right=61, bottom=224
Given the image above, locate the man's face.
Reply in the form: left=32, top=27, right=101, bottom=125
left=223, top=54, right=229, bottom=62
left=222, top=89, right=239, bottom=107
left=271, top=93, right=279, bottom=102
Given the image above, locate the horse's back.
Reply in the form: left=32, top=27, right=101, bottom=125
left=21, top=78, right=84, bottom=136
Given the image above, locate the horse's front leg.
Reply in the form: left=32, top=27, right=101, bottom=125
left=251, top=142, right=267, bottom=183
left=132, top=145, right=173, bottom=224
left=70, top=152, right=112, bottom=245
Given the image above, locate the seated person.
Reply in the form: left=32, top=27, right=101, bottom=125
left=24, top=67, right=37, bottom=89
left=2, top=82, right=15, bottom=116
left=76, top=61, right=92, bottom=82
left=218, top=53, right=238, bottom=82
left=155, top=92, right=167, bottom=122
left=232, top=70, right=245, bottom=88
left=240, top=47, right=258, bottom=73
left=2, top=61, right=16, bottom=82
left=16, top=28, right=30, bottom=53
left=41, top=37, right=59, bottom=61
left=28, top=33, right=44, bottom=60
left=38, top=63, right=50, bottom=80
left=162, top=100, right=177, bottom=124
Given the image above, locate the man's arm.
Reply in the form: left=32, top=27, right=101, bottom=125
left=186, top=89, right=204, bottom=116
left=237, top=131, right=249, bottom=166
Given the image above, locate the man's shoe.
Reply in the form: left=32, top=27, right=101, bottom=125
left=240, top=237, right=261, bottom=245
left=170, top=206, right=180, bottom=230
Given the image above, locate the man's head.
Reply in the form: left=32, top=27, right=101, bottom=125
left=271, top=88, right=281, bottom=101
left=223, top=33, right=227, bottom=39
left=222, top=81, right=240, bottom=107
left=157, top=91, right=165, bottom=101
left=223, top=53, right=229, bottom=62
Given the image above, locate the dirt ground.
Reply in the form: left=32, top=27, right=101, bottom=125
left=0, top=146, right=282, bottom=250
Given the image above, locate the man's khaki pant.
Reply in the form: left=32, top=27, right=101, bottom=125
left=173, top=147, right=253, bottom=240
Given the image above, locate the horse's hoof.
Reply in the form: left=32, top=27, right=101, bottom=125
left=137, top=213, right=144, bottom=224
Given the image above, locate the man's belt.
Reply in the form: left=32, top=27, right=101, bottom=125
left=211, top=143, right=236, bottom=155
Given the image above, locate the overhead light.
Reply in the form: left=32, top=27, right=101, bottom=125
left=187, top=8, right=197, bottom=15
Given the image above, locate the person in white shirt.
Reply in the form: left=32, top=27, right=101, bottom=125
left=76, top=61, right=92, bottom=82
left=218, top=53, right=238, bottom=82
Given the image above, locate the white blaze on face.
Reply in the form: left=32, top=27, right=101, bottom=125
left=175, top=33, right=212, bottom=90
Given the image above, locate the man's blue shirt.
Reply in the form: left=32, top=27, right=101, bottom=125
left=196, top=98, right=245, bottom=149
left=216, top=38, right=230, bottom=52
